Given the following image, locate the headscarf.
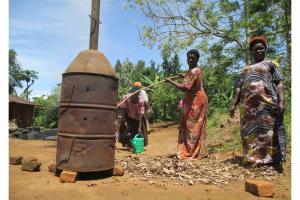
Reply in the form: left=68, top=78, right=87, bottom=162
left=133, top=81, right=142, bottom=87
left=248, top=35, right=267, bottom=50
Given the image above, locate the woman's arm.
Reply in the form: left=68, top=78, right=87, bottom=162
left=165, top=78, right=189, bottom=92
left=277, top=80, right=285, bottom=114
left=137, top=98, right=145, bottom=133
left=230, top=87, right=241, bottom=118
left=138, top=115, right=143, bottom=134
left=268, top=61, right=285, bottom=114
left=165, top=70, right=198, bottom=92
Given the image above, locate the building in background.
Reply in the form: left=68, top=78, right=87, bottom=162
left=9, top=95, right=35, bottom=128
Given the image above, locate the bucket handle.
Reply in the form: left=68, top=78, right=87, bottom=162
left=134, top=133, right=144, bottom=139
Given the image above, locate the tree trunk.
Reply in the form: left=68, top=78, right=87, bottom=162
left=284, top=0, right=291, bottom=72
left=244, top=0, right=250, bottom=65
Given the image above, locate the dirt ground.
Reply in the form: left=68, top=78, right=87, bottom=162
left=9, top=125, right=291, bottom=200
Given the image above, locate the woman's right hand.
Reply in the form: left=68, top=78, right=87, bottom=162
left=229, top=105, right=236, bottom=118
left=278, top=101, right=285, bottom=114
left=138, top=128, right=142, bottom=134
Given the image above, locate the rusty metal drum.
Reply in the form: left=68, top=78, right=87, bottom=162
left=56, top=49, right=118, bottom=172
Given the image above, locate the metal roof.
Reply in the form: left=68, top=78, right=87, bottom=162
left=9, top=94, right=35, bottom=106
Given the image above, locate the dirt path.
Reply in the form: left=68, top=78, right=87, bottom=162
left=9, top=125, right=291, bottom=200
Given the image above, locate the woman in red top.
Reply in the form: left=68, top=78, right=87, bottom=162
left=165, top=49, right=208, bottom=160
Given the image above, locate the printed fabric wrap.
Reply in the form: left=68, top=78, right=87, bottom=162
left=238, top=60, right=286, bottom=164
left=177, top=67, right=208, bottom=160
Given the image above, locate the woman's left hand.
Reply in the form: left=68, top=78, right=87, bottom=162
left=229, top=105, right=236, bottom=118
left=279, top=101, right=285, bottom=114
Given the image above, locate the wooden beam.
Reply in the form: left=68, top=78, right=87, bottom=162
left=89, top=0, right=101, bottom=50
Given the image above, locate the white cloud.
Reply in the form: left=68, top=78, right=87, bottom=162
left=18, top=53, right=63, bottom=80
left=10, top=18, right=65, bottom=37
left=9, top=0, right=163, bottom=98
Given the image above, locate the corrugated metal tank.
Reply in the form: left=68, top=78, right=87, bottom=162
left=56, top=49, right=118, bottom=172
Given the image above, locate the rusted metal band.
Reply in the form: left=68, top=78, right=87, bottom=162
left=62, top=72, right=119, bottom=81
left=58, top=132, right=116, bottom=139
left=59, top=103, right=117, bottom=110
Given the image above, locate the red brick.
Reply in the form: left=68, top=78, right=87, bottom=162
left=245, top=179, right=274, bottom=197
left=9, top=156, right=23, bottom=165
left=112, top=166, right=124, bottom=176
left=59, top=170, right=78, bottom=183
left=48, top=163, right=57, bottom=173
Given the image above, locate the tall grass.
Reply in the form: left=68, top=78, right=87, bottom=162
left=284, top=110, right=291, bottom=151
left=207, top=110, right=242, bottom=153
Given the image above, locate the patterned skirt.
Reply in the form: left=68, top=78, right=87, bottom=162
left=240, top=81, right=286, bottom=164
left=177, top=91, right=208, bottom=160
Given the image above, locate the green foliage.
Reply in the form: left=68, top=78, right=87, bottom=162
left=126, top=0, right=291, bottom=69
left=32, top=87, right=60, bottom=128
left=202, top=66, right=238, bottom=114
left=208, top=126, right=242, bottom=153
left=9, top=49, right=22, bottom=94
left=207, top=111, right=242, bottom=153
left=151, top=83, right=182, bottom=122
left=9, top=49, right=39, bottom=97
left=284, top=110, right=291, bottom=151
left=161, top=53, right=181, bottom=77
left=284, top=86, right=291, bottom=151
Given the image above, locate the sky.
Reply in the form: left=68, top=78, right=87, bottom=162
left=9, top=0, right=169, bottom=97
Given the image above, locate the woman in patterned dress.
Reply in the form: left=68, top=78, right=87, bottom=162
left=165, top=49, right=208, bottom=160
left=230, top=36, right=286, bottom=171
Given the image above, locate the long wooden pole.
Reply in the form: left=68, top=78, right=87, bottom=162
left=117, top=74, right=182, bottom=108
left=89, top=0, right=100, bottom=50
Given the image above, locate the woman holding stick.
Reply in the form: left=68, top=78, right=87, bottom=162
left=165, top=49, right=208, bottom=160
left=119, top=86, right=146, bottom=149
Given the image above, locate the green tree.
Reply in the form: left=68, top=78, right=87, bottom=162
left=142, top=60, right=159, bottom=82
left=115, top=58, right=136, bottom=98
left=152, top=53, right=182, bottom=121
left=132, top=60, right=147, bottom=81
left=126, top=0, right=290, bottom=69
left=160, top=48, right=181, bottom=76
left=9, top=49, right=39, bottom=97
left=125, top=0, right=291, bottom=113
left=19, top=70, right=39, bottom=100
left=32, top=87, right=60, bottom=128
left=9, top=49, right=23, bottom=94
left=114, top=59, right=122, bottom=73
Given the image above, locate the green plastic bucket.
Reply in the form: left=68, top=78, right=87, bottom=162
left=131, top=134, right=144, bottom=153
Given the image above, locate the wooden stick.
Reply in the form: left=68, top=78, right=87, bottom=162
left=89, top=0, right=100, bottom=50
left=117, top=74, right=182, bottom=108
